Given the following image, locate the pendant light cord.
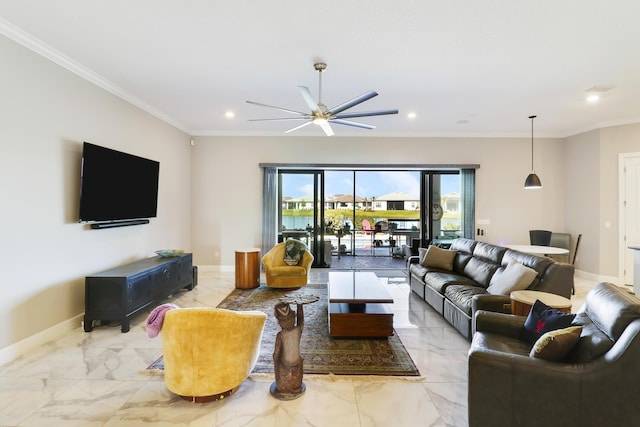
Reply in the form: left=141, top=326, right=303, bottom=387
left=529, top=115, right=536, bottom=171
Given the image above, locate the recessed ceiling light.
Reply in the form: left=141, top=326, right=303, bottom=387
left=225, top=111, right=235, bottom=118
left=584, top=85, right=613, bottom=104
left=407, top=112, right=416, bottom=119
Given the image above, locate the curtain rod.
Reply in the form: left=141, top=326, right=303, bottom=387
left=258, top=163, right=480, bottom=170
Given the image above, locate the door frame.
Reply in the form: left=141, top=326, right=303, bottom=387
left=618, top=152, right=640, bottom=285
left=420, top=170, right=462, bottom=246
left=278, top=169, right=327, bottom=267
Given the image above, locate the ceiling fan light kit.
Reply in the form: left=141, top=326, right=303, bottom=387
left=524, top=114, right=542, bottom=189
left=247, top=62, right=398, bottom=136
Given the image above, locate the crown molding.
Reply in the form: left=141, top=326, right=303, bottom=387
left=0, top=17, right=189, bottom=134
left=561, top=117, right=640, bottom=138
left=3, top=17, right=639, bottom=139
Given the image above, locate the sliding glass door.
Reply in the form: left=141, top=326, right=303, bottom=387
left=272, top=167, right=471, bottom=266
left=279, top=170, right=328, bottom=267
left=322, top=170, right=421, bottom=257
left=421, top=171, right=462, bottom=247
left=355, top=171, right=421, bottom=256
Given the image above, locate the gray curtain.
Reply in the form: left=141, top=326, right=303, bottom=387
left=461, top=168, right=476, bottom=240
left=261, top=166, right=278, bottom=257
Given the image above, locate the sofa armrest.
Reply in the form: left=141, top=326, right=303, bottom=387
left=471, top=294, right=514, bottom=335
left=474, top=310, right=526, bottom=338
left=469, top=338, right=585, bottom=427
left=407, top=255, right=420, bottom=265
left=472, top=294, right=511, bottom=313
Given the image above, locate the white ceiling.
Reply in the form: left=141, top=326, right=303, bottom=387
left=2, top=1, right=640, bottom=138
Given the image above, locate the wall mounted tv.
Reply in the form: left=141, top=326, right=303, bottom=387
left=79, top=142, right=159, bottom=228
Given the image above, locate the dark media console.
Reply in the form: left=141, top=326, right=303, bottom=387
left=84, top=253, right=195, bottom=333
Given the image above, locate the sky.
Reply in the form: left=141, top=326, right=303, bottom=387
left=282, top=171, right=460, bottom=199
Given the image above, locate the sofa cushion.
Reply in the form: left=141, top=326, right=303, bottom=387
left=566, top=312, right=615, bottom=363
left=521, top=300, right=576, bottom=344
left=503, top=249, right=553, bottom=277
left=453, top=252, right=472, bottom=275
left=530, top=325, right=583, bottom=361
left=568, top=283, right=640, bottom=363
left=486, top=260, right=538, bottom=295
left=463, top=257, right=500, bottom=288
left=267, top=265, right=307, bottom=277
left=583, top=282, right=640, bottom=341
left=472, top=331, right=532, bottom=357
left=421, top=245, right=456, bottom=271
left=473, top=242, right=507, bottom=264
left=417, top=247, right=428, bottom=264
left=425, top=272, right=478, bottom=293
left=450, top=237, right=477, bottom=255
left=444, top=285, right=488, bottom=315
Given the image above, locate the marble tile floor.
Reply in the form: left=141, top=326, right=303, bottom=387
left=0, top=267, right=598, bottom=427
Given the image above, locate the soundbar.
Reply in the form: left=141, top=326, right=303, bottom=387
left=90, top=219, right=150, bottom=229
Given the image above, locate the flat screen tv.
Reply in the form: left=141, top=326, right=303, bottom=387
left=79, top=142, right=159, bottom=223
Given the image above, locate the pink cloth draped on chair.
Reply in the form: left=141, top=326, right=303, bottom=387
left=362, top=219, right=374, bottom=235
left=361, top=219, right=375, bottom=250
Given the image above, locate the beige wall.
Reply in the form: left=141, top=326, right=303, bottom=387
left=599, top=124, right=640, bottom=277
left=0, top=36, right=191, bottom=356
left=3, top=28, right=638, bottom=360
left=190, top=135, right=567, bottom=266
left=191, top=129, right=639, bottom=279
left=565, top=129, right=601, bottom=274
left=563, top=124, right=640, bottom=280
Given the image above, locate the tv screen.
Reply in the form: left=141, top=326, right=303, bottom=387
left=79, top=142, right=159, bottom=223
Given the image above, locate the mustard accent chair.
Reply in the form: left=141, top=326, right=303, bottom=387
left=161, top=308, right=267, bottom=402
left=262, top=240, right=314, bottom=288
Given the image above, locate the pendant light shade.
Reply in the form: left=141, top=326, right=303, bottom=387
left=524, top=115, right=542, bottom=189
left=524, top=172, right=542, bottom=188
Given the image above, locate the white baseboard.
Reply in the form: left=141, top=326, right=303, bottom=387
left=197, top=264, right=234, bottom=272
left=575, top=269, right=620, bottom=285
left=219, top=264, right=234, bottom=272
left=0, top=314, right=84, bottom=367
left=0, top=266, right=236, bottom=367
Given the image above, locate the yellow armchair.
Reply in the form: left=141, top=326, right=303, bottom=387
left=262, top=240, right=314, bottom=288
left=161, top=307, right=267, bottom=402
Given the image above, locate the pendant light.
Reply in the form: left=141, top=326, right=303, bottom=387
left=524, top=115, right=542, bottom=189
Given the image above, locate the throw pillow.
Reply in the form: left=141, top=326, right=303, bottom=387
left=283, top=240, right=306, bottom=266
left=486, top=260, right=538, bottom=295
left=521, top=300, right=576, bottom=344
left=420, top=245, right=456, bottom=271
left=418, top=247, right=428, bottom=265
left=530, top=326, right=583, bottom=361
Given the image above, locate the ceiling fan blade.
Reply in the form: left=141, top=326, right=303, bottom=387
left=326, top=91, right=378, bottom=115
left=298, top=86, right=319, bottom=113
left=333, top=109, right=399, bottom=119
left=246, top=100, right=307, bottom=116
left=330, top=119, right=376, bottom=130
left=284, top=120, right=313, bottom=134
left=248, top=117, right=310, bottom=122
left=317, top=120, right=334, bottom=136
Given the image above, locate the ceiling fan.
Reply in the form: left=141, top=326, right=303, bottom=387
left=246, top=62, right=398, bottom=136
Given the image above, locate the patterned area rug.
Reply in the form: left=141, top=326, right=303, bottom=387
left=150, top=283, right=420, bottom=376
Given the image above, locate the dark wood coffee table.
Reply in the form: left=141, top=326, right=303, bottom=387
left=328, top=272, right=394, bottom=337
